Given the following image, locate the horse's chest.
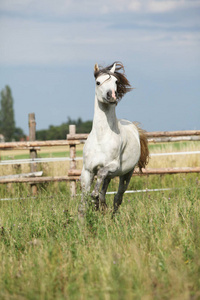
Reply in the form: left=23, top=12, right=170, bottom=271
left=83, top=135, right=121, bottom=170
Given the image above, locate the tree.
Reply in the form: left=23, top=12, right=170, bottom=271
left=0, top=86, right=15, bottom=141
left=13, top=127, right=26, bottom=141
left=36, top=118, right=93, bottom=140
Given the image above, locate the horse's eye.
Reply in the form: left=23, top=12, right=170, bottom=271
left=96, top=81, right=100, bottom=86
left=115, top=80, right=118, bottom=85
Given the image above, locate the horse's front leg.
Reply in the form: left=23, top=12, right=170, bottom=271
left=91, top=162, right=118, bottom=209
left=91, top=167, right=108, bottom=210
left=79, top=167, right=94, bottom=217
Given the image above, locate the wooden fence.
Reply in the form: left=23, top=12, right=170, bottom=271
left=0, top=113, right=200, bottom=196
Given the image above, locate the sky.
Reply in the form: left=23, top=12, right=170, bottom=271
left=0, top=0, right=200, bottom=135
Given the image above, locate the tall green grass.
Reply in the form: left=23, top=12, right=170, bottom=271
left=0, top=174, right=200, bottom=299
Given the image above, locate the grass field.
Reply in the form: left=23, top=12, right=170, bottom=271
left=0, top=141, right=200, bottom=299
left=0, top=175, right=200, bottom=300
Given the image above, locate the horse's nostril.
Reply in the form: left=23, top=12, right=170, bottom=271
left=107, top=90, right=112, bottom=99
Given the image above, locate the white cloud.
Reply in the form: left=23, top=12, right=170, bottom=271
left=146, top=0, right=200, bottom=13
left=1, top=0, right=200, bottom=16
left=147, top=1, right=179, bottom=13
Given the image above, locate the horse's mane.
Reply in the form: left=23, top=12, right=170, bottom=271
left=94, top=62, right=133, bottom=100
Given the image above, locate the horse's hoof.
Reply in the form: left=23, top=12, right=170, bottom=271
left=91, top=190, right=99, bottom=199
left=111, top=209, right=119, bottom=219
left=90, top=193, right=99, bottom=211
left=100, top=202, right=108, bottom=212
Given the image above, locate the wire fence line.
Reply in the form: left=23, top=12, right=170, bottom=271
left=0, top=187, right=179, bottom=201
left=150, top=151, right=200, bottom=156
left=1, top=150, right=200, bottom=166
left=0, top=157, right=81, bottom=165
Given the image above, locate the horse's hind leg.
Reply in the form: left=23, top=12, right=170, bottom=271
left=99, top=177, right=111, bottom=210
left=113, top=169, right=134, bottom=215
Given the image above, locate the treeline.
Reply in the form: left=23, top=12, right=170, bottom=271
left=36, top=118, right=92, bottom=140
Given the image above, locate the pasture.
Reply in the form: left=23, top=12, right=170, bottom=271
left=0, top=141, right=200, bottom=299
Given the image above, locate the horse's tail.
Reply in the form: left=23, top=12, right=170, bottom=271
left=134, top=123, right=149, bottom=172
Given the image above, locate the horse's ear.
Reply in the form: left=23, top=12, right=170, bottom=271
left=94, top=63, right=99, bottom=72
left=110, top=63, right=116, bottom=73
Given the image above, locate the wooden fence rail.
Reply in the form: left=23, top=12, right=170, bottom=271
left=1, top=131, right=200, bottom=150
left=0, top=130, right=200, bottom=150
left=1, top=168, right=200, bottom=185
left=67, top=130, right=200, bottom=140
left=0, top=113, right=200, bottom=196
left=67, top=167, right=200, bottom=177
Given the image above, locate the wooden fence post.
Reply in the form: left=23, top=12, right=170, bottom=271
left=29, top=113, right=37, bottom=195
left=69, top=125, right=76, bottom=197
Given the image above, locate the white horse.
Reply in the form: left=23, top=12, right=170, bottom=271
left=80, top=62, right=149, bottom=216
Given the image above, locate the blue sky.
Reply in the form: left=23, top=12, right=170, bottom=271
left=0, top=0, right=200, bottom=134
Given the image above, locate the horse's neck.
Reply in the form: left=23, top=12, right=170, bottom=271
left=92, top=96, right=119, bottom=138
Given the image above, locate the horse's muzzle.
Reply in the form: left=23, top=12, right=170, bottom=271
left=106, top=90, right=118, bottom=104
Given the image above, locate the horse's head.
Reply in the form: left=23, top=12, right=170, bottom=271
left=94, top=62, right=132, bottom=105
left=94, top=63, right=118, bottom=105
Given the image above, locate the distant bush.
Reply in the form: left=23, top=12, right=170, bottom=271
left=36, top=117, right=92, bottom=140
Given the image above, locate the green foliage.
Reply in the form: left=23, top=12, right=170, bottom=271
left=13, top=127, right=26, bottom=141
left=36, top=117, right=92, bottom=140
left=0, top=86, right=15, bottom=141
left=0, top=86, right=25, bottom=141
left=0, top=175, right=200, bottom=299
